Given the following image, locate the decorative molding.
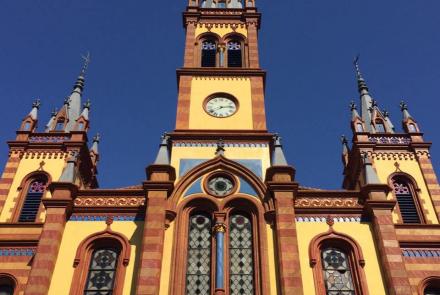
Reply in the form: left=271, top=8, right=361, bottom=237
left=368, top=135, right=411, bottom=145
left=29, top=135, right=70, bottom=143
left=416, top=150, right=431, bottom=158
left=73, top=197, right=145, bottom=207
left=366, top=151, right=415, bottom=161
left=295, top=197, right=361, bottom=208
left=0, top=248, right=36, bottom=256
left=69, top=215, right=143, bottom=222
left=296, top=216, right=363, bottom=223
left=173, top=141, right=268, bottom=148
left=402, top=249, right=440, bottom=258
left=197, top=22, right=246, bottom=29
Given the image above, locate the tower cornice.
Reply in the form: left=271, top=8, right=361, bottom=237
left=183, top=9, right=261, bottom=28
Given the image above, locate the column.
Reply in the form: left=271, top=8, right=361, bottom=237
left=24, top=182, right=76, bottom=295
left=214, top=223, right=226, bottom=295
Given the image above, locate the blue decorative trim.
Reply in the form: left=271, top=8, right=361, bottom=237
left=69, top=215, right=144, bottom=221
left=0, top=248, right=35, bottom=256
left=402, top=249, right=440, bottom=258
left=173, top=142, right=268, bottom=148
left=296, top=217, right=363, bottom=223
left=179, top=159, right=263, bottom=179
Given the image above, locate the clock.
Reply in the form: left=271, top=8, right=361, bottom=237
left=207, top=175, right=235, bottom=197
left=205, top=95, right=238, bottom=118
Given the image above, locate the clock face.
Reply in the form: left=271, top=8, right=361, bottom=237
left=205, top=96, right=237, bottom=118
left=207, top=176, right=235, bottom=197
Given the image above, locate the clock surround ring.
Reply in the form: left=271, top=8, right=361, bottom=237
left=203, top=92, right=239, bottom=118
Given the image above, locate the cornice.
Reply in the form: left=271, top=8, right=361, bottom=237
left=169, top=130, right=273, bottom=142
left=176, top=67, right=266, bottom=82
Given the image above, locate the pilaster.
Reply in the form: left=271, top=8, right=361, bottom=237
left=265, top=166, right=303, bottom=295
left=24, top=182, right=76, bottom=295
left=363, top=184, right=412, bottom=295
left=135, top=164, right=175, bottom=295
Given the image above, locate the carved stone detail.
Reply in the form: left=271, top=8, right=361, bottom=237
left=74, top=197, right=145, bottom=207
left=294, top=198, right=361, bottom=208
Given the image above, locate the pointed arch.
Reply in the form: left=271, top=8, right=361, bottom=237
left=168, top=156, right=268, bottom=211
left=0, top=273, right=17, bottom=295
left=69, top=227, right=131, bottom=295
left=309, top=228, right=369, bottom=295
left=419, top=276, right=440, bottom=295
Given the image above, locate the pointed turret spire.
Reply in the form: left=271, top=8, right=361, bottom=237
left=29, top=99, right=41, bottom=120
left=215, top=139, right=225, bottom=157
left=272, top=134, right=288, bottom=166
left=362, top=154, right=381, bottom=184
left=45, top=109, right=57, bottom=132
left=154, top=133, right=171, bottom=165
left=354, top=55, right=369, bottom=94
left=354, top=56, right=375, bottom=132
left=59, top=153, right=78, bottom=182
left=91, top=133, right=100, bottom=155
left=65, top=53, right=91, bottom=132
left=383, top=110, right=395, bottom=133
left=400, top=101, right=412, bottom=120
left=80, top=99, right=91, bottom=121
left=400, top=101, right=419, bottom=133
left=350, top=101, right=361, bottom=121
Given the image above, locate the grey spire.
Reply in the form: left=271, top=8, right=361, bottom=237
left=362, top=154, right=381, bottom=184
left=272, top=134, right=288, bottom=166
left=383, top=110, right=395, bottom=133
left=154, top=134, right=171, bottom=165
left=350, top=101, right=361, bottom=121
left=59, top=153, right=78, bottom=182
left=400, top=101, right=413, bottom=121
left=45, top=108, right=57, bottom=132
left=29, top=99, right=41, bottom=120
left=354, top=56, right=375, bottom=132
left=215, top=139, right=225, bottom=156
left=341, top=135, right=350, bottom=155
left=80, top=99, right=91, bottom=120
left=65, top=53, right=90, bottom=132
left=91, top=133, right=100, bottom=154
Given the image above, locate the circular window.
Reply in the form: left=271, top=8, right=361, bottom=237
left=206, top=174, right=236, bottom=197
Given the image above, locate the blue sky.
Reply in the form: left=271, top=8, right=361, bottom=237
left=0, top=0, right=439, bottom=189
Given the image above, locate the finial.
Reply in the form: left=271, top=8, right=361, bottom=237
left=83, top=99, right=91, bottom=109
left=353, top=55, right=369, bottom=93
left=93, top=133, right=100, bottom=143
left=32, top=99, right=41, bottom=109
left=326, top=215, right=334, bottom=227
left=50, top=108, right=57, bottom=117
left=383, top=110, right=389, bottom=118
left=272, top=134, right=288, bottom=166
left=215, top=139, right=225, bottom=156
left=106, top=215, right=114, bottom=227
left=80, top=52, right=91, bottom=76
left=341, top=135, right=348, bottom=145
left=153, top=133, right=171, bottom=165
left=350, top=101, right=357, bottom=111
left=371, top=99, right=378, bottom=108
left=400, top=101, right=408, bottom=111
left=64, top=97, right=70, bottom=105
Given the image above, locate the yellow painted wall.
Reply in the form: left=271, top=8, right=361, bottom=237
left=297, top=222, right=387, bottom=295
left=159, top=222, right=175, bottom=295
left=188, top=77, right=253, bottom=130
left=373, top=157, right=439, bottom=224
left=195, top=25, right=248, bottom=38
left=170, top=145, right=271, bottom=181
left=48, top=221, right=143, bottom=295
left=0, top=156, right=67, bottom=222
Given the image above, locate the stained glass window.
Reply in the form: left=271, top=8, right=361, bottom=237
left=201, top=40, right=217, bottom=67
left=186, top=214, right=212, bottom=295
left=84, top=248, right=119, bottom=295
left=227, top=41, right=242, bottom=68
left=19, top=178, right=47, bottom=222
left=229, top=214, right=254, bottom=295
left=321, top=247, right=355, bottom=295
left=0, top=285, right=13, bottom=295
left=392, top=178, right=421, bottom=224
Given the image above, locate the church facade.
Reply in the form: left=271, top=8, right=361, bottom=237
left=1, top=1, right=440, bottom=294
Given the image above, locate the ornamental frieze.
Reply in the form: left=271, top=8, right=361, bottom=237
left=74, top=197, right=145, bottom=207
left=294, top=197, right=361, bottom=208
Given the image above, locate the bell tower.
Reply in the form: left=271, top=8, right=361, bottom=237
left=175, top=0, right=266, bottom=131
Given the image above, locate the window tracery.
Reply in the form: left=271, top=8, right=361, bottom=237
left=201, top=40, right=217, bottom=67
left=18, top=177, right=47, bottom=222
left=321, top=247, right=355, bottom=295
left=391, top=176, right=423, bottom=224
left=227, top=41, right=243, bottom=68
left=83, top=248, right=119, bottom=294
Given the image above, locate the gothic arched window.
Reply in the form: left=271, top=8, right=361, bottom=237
left=229, top=213, right=254, bottom=295
left=18, top=176, right=48, bottom=222
left=186, top=214, right=212, bottom=295
left=0, top=275, right=16, bottom=295
left=227, top=41, right=243, bottom=68
left=392, top=176, right=423, bottom=224
left=321, top=247, right=356, bottom=295
left=83, top=248, right=119, bottom=294
left=375, top=119, right=386, bottom=133
left=201, top=40, right=217, bottom=67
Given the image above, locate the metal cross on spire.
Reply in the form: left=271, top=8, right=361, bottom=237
left=80, top=52, right=91, bottom=76
left=353, top=54, right=363, bottom=79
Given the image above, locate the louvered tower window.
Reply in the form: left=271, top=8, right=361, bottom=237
left=18, top=177, right=47, bottom=222
left=229, top=214, right=254, bottom=295
left=321, top=247, right=356, bottom=295
left=227, top=41, right=242, bottom=68
left=186, top=214, right=212, bottom=295
left=84, top=248, right=119, bottom=294
left=201, top=40, right=217, bottom=67
left=392, top=177, right=421, bottom=224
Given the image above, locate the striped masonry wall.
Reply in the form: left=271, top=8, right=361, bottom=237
left=0, top=153, right=21, bottom=213
left=416, top=153, right=440, bottom=222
